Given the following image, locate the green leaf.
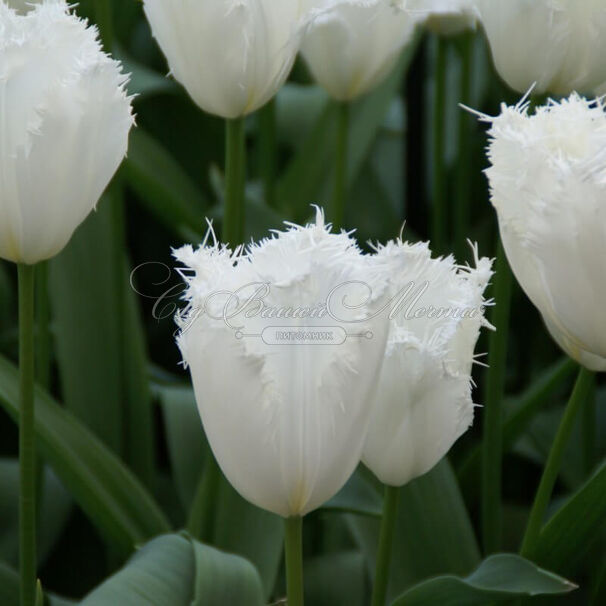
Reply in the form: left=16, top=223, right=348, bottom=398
left=212, top=479, right=283, bottom=599
left=80, top=534, right=264, bottom=606
left=190, top=534, right=265, bottom=606
left=533, top=461, right=606, bottom=575
left=0, top=355, right=171, bottom=557
left=323, top=469, right=382, bottom=518
left=48, top=200, right=125, bottom=456
left=0, top=459, right=72, bottom=568
left=0, top=561, right=18, bottom=606
left=123, top=129, right=206, bottom=241
left=304, top=551, right=367, bottom=606
left=390, top=554, right=576, bottom=605
left=35, top=580, right=43, bottom=606
left=158, top=385, right=205, bottom=512
left=349, top=461, right=480, bottom=602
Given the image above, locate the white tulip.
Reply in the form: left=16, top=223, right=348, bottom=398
left=362, top=240, right=493, bottom=487
left=481, top=94, right=606, bottom=372
left=300, top=0, right=420, bottom=101
left=143, top=0, right=306, bottom=119
left=0, top=0, right=133, bottom=265
left=400, top=0, right=477, bottom=36
left=174, top=209, right=391, bottom=517
left=476, top=0, right=606, bottom=95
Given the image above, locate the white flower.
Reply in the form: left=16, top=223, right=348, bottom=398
left=362, top=239, right=492, bottom=487
left=476, top=0, right=606, bottom=95
left=0, top=0, right=133, bottom=265
left=143, top=0, right=306, bottom=119
left=174, top=209, right=391, bottom=517
left=480, top=94, right=606, bottom=372
left=400, top=0, right=477, bottom=35
left=300, top=0, right=420, bottom=101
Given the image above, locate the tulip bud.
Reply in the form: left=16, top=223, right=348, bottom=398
left=174, top=209, right=391, bottom=517
left=400, top=0, right=477, bottom=36
left=300, top=0, right=420, bottom=101
left=362, top=240, right=493, bottom=487
left=476, top=0, right=606, bottom=95
left=481, top=94, right=606, bottom=372
left=0, top=0, right=134, bottom=264
left=143, top=0, right=305, bottom=119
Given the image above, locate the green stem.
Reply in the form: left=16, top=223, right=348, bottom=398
left=520, top=366, right=594, bottom=558
left=224, top=118, right=246, bottom=246
left=371, top=485, right=400, bottom=606
left=332, top=101, right=350, bottom=231
left=431, top=36, right=447, bottom=255
left=258, top=99, right=277, bottom=209
left=481, top=243, right=513, bottom=554
left=454, top=33, right=473, bottom=261
left=582, top=374, right=597, bottom=474
left=18, top=263, right=36, bottom=606
left=187, top=449, right=221, bottom=543
left=284, top=516, right=304, bottom=606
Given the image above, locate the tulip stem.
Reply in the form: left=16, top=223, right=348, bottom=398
left=371, top=485, right=400, bottom=606
left=454, top=32, right=473, bottom=261
left=284, top=516, right=304, bottom=606
left=224, top=117, right=246, bottom=246
left=18, top=263, right=36, bottom=606
left=333, top=101, right=350, bottom=230
left=520, top=366, right=594, bottom=559
left=481, top=243, right=513, bottom=554
left=431, top=36, right=448, bottom=255
left=259, top=99, right=277, bottom=209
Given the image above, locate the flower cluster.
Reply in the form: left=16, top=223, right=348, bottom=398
left=174, top=209, right=492, bottom=516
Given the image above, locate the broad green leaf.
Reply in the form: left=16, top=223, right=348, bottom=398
left=0, top=561, right=18, bottom=606
left=304, top=551, right=367, bottom=606
left=49, top=199, right=124, bottom=455
left=158, top=385, right=205, bottom=512
left=533, top=461, right=606, bottom=575
left=0, top=355, right=171, bottom=557
left=49, top=190, right=156, bottom=490
left=80, top=534, right=264, bottom=606
left=123, top=129, right=206, bottom=241
left=390, top=554, right=576, bottom=605
left=190, top=534, right=265, bottom=606
left=349, top=461, right=480, bottom=602
left=323, top=469, right=382, bottom=518
left=212, top=479, right=283, bottom=599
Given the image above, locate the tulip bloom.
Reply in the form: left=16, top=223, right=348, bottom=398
left=0, top=0, right=134, bottom=264
left=143, top=0, right=305, bottom=119
left=362, top=240, right=493, bottom=487
left=481, top=94, right=606, bottom=371
left=402, top=0, right=477, bottom=36
left=301, top=0, right=419, bottom=101
left=476, top=0, right=606, bottom=95
left=174, top=209, right=390, bottom=517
